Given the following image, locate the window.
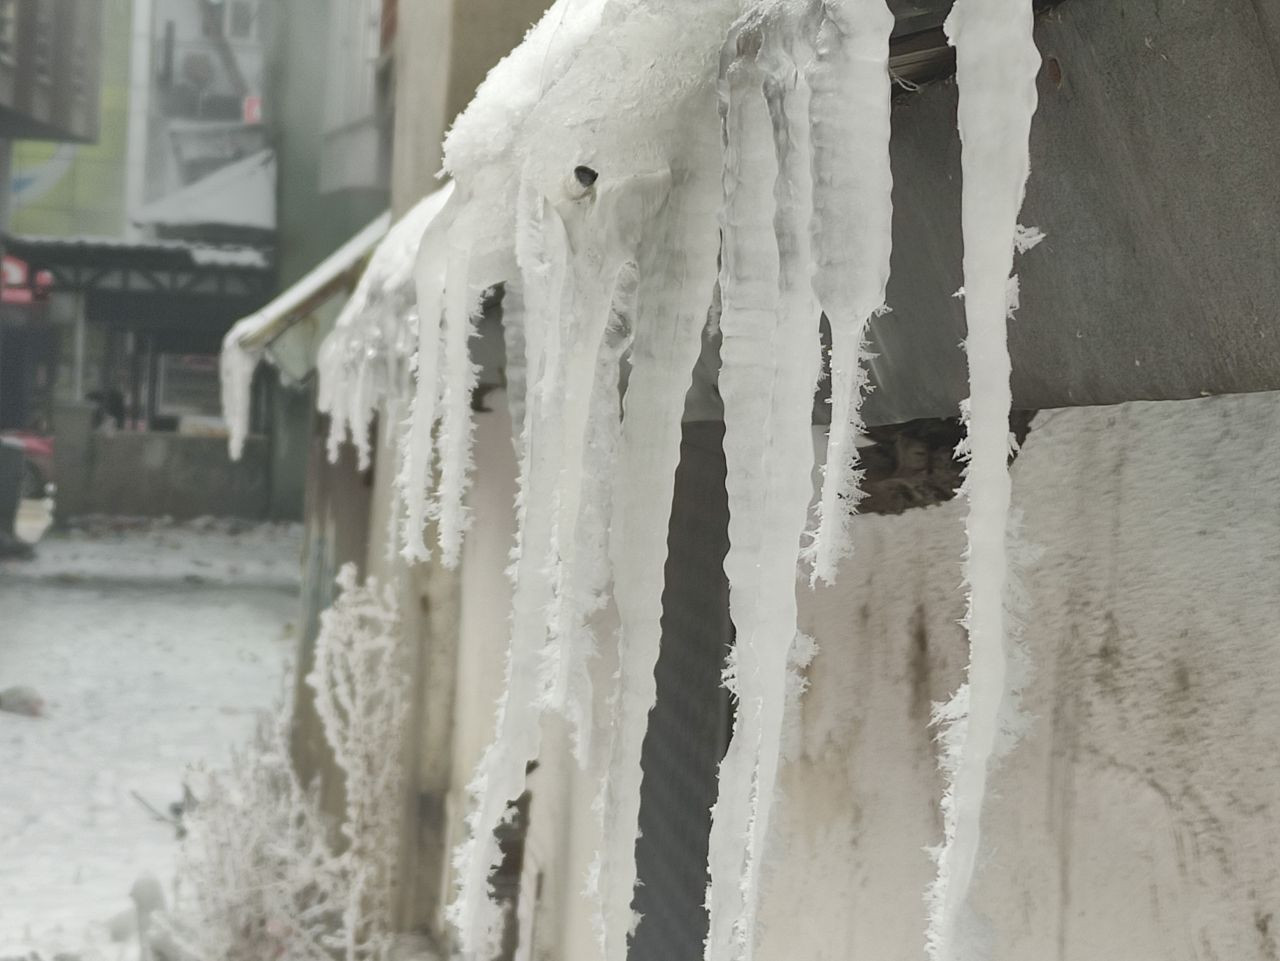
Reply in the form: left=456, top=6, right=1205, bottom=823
left=322, top=0, right=381, bottom=134
left=318, top=0, right=387, bottom=192
left=200, top=2, right=220, bottom=38
left=73, top=42, right=87, bottom=101
left=33, top=7, right=53, bottom=84
left=0, top=0, right=16, bottom=65
left=229, top=1, right=254, bottom=39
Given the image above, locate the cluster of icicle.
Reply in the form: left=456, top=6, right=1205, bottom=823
left=354, top=0, right=1042, bottom=958
left=316, top=184, right=457, bottom=473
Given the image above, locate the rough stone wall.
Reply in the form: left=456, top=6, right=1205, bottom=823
left=757, top=391, right=1280, bottom=961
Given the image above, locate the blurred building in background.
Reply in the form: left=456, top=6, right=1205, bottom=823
left=0, top=0, right=102, bottom=443
left=1, top=0, right=282, bottom=519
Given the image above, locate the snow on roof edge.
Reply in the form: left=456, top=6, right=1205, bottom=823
left=220, top=210, right=391, bottom=460
left=229, top=210, right=392, bottom=353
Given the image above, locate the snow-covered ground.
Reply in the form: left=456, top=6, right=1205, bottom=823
left=0, top=520, right=302, bottom=959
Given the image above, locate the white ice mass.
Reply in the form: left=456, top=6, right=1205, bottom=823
left=224, top=0, right=1045, bottom=957
left=926, top=3, right=1039, bottom=960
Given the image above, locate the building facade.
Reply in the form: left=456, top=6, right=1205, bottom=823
left=0, top=0, right=102, bottom=437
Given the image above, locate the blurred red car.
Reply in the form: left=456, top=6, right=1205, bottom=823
left=0, top=430, right=54, bottom=497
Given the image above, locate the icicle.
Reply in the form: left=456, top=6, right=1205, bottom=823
left=447, top=190, right=569, bottom=959
left=706, top=15, right=823, bottom=961
left=541, top=264, right=634, bottom=764
left=219, top=326, right=261, bottom=462
left=538, top=179, right=657, bottom=709
left=804, top=0, right=894, bottom=586
left=451, top=172, right=665, bottom=955
left=593, top=170, right=721, bottom=961
left=435, top=236, right=482, bottom=568
left=382, top=394, right=409, bottom=563
left=925, top=2, right=1040, bottom=960
left=399, top=189, right=463, bottom=561
left=443, top=3, right=745, bottom=954
left=499, top=279, right=530, bottom=451
left=317, top=184, right=456, bottom=473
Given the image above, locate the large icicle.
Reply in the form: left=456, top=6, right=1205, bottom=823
left=593, top=167, right=722, bottom=961
left=396, top=0, right=608, bottom=567
left=450, top=175, right=662, bottom=957
left=447, top=191, right=567, bottom=959
left=540, top=263, right=634, bottom=765
left=926, top=3, right=1040, bottom=960
left=399, top=189, right=464, bottom=562
left=538, top=177, right=665, bottom=729
left=707, top=13, right=823, bottom=961
left=804, top=0, right=894, bottom=585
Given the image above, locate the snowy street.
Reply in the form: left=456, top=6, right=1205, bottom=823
left=0, top=521, right=301, bottom=959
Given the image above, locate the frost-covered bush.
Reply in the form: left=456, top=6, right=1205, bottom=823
left=307, top=564, right=410, bottom=961
left=165, top=564, right=409, bottom=961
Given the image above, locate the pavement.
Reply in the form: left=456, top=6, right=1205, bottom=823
left=0, top=519, right=302, bottom=960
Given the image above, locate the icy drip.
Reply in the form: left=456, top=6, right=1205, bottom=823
left=317, top=185, right=456, bottom=479
left=593, top=170, right=721, bottom=961
left=381, top=394, right=408, bottom=564
left=448, top=195, right=566, bottom=958
left=926, top=3, right=1040, bottom=960
left=450, top=177, right=662, bottom=957
left=539, top=175, right=668, bottom=750
left=400, top=189, right=463, bottom=562
left=540, top=265, right=634, bottom=764
left=219, top=331, right=261, bottom=462
left=499, top=278, right=529, bottom=451
left=804, top=0, right=894, bottom=586
left=436, top=240, right=482, bottom=568
left=707, top=19, right=822, bottom=961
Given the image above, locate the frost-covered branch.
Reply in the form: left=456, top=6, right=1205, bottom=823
left=168, top=565, right=410, bottom=961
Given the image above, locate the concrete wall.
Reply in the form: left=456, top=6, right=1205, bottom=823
left=756, top=390, right=1280, bottom=961
left=59, top=430, right=271, bottom=519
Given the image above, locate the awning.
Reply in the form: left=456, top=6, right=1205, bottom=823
left=133, top=150, right=277, bottom=233
left=221, top=211, right=391, bottom=459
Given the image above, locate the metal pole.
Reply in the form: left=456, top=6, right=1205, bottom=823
left=72, top=291, right=85, bottom=400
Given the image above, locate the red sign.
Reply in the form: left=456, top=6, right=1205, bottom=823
left=242, top=95, right=262, bottom=125
left=1, top=255, right=50, bottom=304
left=2, top=255, right=30, bottom=303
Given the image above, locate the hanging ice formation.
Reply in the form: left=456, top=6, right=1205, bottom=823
left=803, top=0, right=895, bottom=586
left=284, top=0, right=1043, bottom=957
left=316, top=184, right=457, bottom=472
left=925, top=2, right=1040, bottom=960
